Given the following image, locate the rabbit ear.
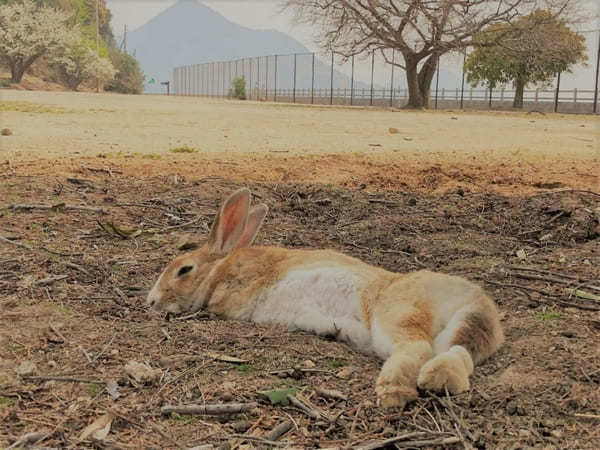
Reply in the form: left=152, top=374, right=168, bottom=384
left=207, top=188, right=250, bottom=254
left=234, top=204, right=268, bottom=249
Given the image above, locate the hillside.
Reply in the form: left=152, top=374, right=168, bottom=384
left=125, top=0, right=412, bottom=94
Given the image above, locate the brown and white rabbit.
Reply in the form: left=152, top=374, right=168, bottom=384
left=147, top=188, right=503, bottom=408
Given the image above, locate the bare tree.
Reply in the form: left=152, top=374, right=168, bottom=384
left=285, top=0, right=583, bottom=108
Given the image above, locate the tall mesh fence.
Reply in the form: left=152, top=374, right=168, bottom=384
left=172, top=33, right=599, bottom=114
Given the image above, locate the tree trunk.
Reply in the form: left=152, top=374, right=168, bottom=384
left=404, top=54, right=437, bottom=109
left=513, top=78, right=525, bottom=108
left=9, top=53, right=44, bottom=84
left=11, top=65, right=26, bottom=84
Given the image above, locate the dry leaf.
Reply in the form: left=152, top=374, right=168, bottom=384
left=124, top=361, right=162, bottom=384
left=205, top=352, right=248, bottom=364
left=79, top=413, right=114, bottom=440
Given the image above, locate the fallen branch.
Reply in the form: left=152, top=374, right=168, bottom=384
left=264, top=420, right=293, bottom=441
left=35, top=275, right=68, bottom=286
left=395, top=436, right=461, bottom=448
left=22, top=375, right=107, bottom=384
left=484, top=280, right=600, bottom=311
left=6, top=431, right=46, bottom=449
left=85, top=166, right=123, bottom=175
left=64, top=262, right=92, bottom=277
left=8, top=203, right=106, bottom=214
left=286, top=394, right=330, bottom=421
left=161, top=402, right=258, bottom=416
left=565, top=288, right=600, bottom=302
left=354, top=432, right=426, bottom=450
left=229, top=434, right=288, bottom=446
left=0, top=234, right=33, bottom=250
left=506, top=265, right=588, bottom=281
left=314, top=387, right=348, bottom=401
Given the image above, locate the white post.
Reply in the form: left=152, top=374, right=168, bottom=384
left=573, top=88, right=577, bottom=104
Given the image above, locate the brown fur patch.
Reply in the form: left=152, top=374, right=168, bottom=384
left=450, top=310, right=501, bottom=362
left=398, top=303, right=433, bottom=343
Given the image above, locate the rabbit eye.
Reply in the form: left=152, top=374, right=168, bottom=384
left=177, top=265, right=194, bottom=277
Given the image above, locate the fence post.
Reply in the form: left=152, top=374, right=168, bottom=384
left=257, top=56, right=261, bottom=99
left=434, top=54, right=440, bottom=109
left=274, top=55, right=278, bottom=102
left=594, top=30, right=599, bottom=113
left=573, top=88, right=577, bottom=105
left=350, top=54, right=354, bottom=106
left=311, top=53, right=315, bottom=105
left=293, top=53, right=297, bottom=103
left=500, top=87, right=504, bottom=102
left=535, top=88, right=539, bottom=104
left=488, top=86, right=492, bottom=109
left=330, top=52, right=334, bottom=105
left=554, top=72, right=561, bottom=113
left=390, top=49, right=395, bottom=108
left=249, top=58, right=253, bottom=100
left=370, top=51, right=375, bottom=106
left=265, top=56, right=269, bottom=101
left=460, top=50, right=466, bottom=109
left=442, top=88, right=445, bottom=100
left=470, top=88, right=473, bottom=100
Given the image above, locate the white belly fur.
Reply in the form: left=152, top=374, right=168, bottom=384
left=251, top=266, right=372, bottom=352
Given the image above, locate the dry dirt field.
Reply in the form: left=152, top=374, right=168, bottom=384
left=1, top=90, right=599, bottom=449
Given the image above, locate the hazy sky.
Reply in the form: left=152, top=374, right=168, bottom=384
left=106, top=0, right=599, bottom=88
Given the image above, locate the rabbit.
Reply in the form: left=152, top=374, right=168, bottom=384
left=147, top=188, right=504, bottom=409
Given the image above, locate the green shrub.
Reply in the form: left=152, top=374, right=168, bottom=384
left=229, top=76, right=246, bottom=100
left=105, top=48, right=144, bottom=94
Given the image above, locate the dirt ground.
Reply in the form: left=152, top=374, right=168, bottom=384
left=1, top=91, right=599, bottom=449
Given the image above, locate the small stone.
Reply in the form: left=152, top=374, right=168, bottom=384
left=232, top=420, right=252, bottom=433
left=336, top=366, right=356, bottom=379
left=124, top=361, right=161, bottom=384
left=221, top=392, right=233, bottom=402
left=1, top=128, right=12, bottom=136
left=382, top=426, right=395, bottom=437
left=388, top=127, right=400, bottom=134
left=516, top=249, right=527, bottom=260
left=551, top=430, right=563, bottom=438
left=15, top=360, right=37, bottom=376
left=303, top=360, right=316, bottom=368
left=222, top=381, right=236, bottom=391
left=48, top=360, right=57, bottom=368
left=539, top=233, right=553, bottom=242
left=110, top=349, right=119, bottom=355
left=506, top=401, right=518, bottom=415
left=519, top=429, right=531, bottom=439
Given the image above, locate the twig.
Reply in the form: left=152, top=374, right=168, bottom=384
left=0, top=234, right=33, bottom=250
left=22, top=375, right=106, bottom=384
left=506, top=265, right=588, bottom=281
left=368, top=198, right=398, bottom=205
left=484, top=280, right=600, bottom=311
left=229, top=434, right=288, bottom=446
left=6, top=431, right=47, bottom=449
left=150, top=421, right=184, bottom=448
left=286, top=394, right=329, bottom=421
left=314, top=386, right=348, bottom=401
left=565, top=288, right=600, bottom=302
left=64, top=262, right=92, bottom=277
left=264, top=420, right=293, bottom=441
left=161, top=402, right=258, bottom=416
left=574, top=413, right=600, bottom=420
left=8, top=203, right=106, bottom=214
left=35, top=275, right=68, bottom=286
left=509, top=272, right=575, bottom=285
left=394, top=436, right=461, bottom=448
left=85, top=166, right=123, bottom=175
left=353, top=432, right=426, bottom=450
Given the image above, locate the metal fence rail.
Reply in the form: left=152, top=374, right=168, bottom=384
left=173, top=51, right=599, bottom=114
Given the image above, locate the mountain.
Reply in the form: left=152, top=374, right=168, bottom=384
left=123, top=0, right=460, bottom=94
